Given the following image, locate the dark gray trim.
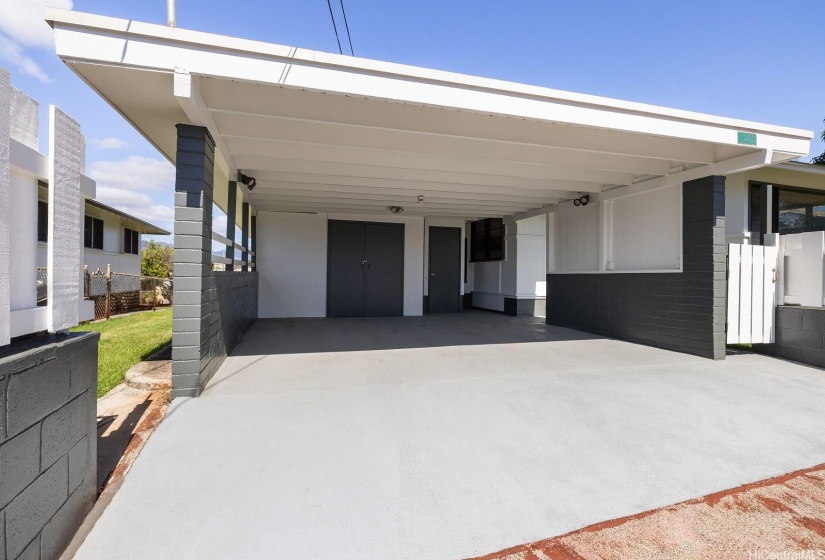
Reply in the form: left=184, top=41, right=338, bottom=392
left=250, top=214, right=257, bottom=270
left=241, top=201, right=249, bottom=272
left=756, top=306, right=825, bottom=368
left=503, top=297, right=545, bottom=317
left=545, top=175, right=726, bottom=359
left=224, top=181, right=237, bottom=271
left=463, top=292, right=473, bottom=310
left=423, top=295, right=428, bottom=313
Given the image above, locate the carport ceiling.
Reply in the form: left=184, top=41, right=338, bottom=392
left=48, top=9, right=812, bottom=220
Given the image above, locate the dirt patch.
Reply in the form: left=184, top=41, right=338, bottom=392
left=470, top=464, right=825, bottom=560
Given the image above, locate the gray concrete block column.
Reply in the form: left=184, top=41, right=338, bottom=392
left=224, top=181, right=237, bottom=272
left=241, top=202, right=249, bottom=272
left=172, top=124, right=215, bottom=398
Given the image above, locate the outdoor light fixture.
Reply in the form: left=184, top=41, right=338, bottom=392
left=417, top=195, right=425, bottom=205
left=390, top=206, right=404, bottom=214
left=238, top=172, right=257, bottom=191
left=573, top=195, right=590, bottom=207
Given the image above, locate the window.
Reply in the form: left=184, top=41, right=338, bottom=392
left=123, top=228, right=140, bottom=255
left=37, top=201, right=48, bottom=242
left=777, top=188, right=825, bottom=234
left=84, top=216, right=104, bottom=250
left=749, top=182, right=825, bottom=241
left=470, top=218, right=504, bottom=262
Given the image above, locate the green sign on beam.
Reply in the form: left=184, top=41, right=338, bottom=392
left=737, top=131, right=757, bottom=146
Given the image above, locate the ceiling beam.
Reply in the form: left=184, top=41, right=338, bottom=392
left=249, top=183, right=557, bottom=203
left=215, top=114, right=675, bottom=175
left=205, top=83, right=721, bottom=164
left=249, top=171, right=590, bottom=197
left=234, top=157, right=624, bottom=188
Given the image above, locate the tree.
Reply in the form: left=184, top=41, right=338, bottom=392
left=141, top=241, right=174, bottom=278
left=813, top=118, right=825, bottom=165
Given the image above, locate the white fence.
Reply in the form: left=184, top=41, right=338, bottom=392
left=727, top=243, right=778, bottom=344
left=0, top=68, right=95, bottom=346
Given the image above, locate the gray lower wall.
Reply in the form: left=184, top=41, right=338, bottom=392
left=212, top=270, right=258, bottom=359
left=545, top=176, right=727, bottom=359
left=757, top=306, right=825, bottom=368
left=174, top=270, right=258, bottom=398
left=0, top=332, right=98, bottom=560
left=503, top=297, right=545, bottom=317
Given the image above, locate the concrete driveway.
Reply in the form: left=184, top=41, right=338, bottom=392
left=75, top=312, right=825, bottom=560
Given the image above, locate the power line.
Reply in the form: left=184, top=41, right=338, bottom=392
left=325, top=0, right=343, bottom=54
left=338, top=0, right=355, bottom=56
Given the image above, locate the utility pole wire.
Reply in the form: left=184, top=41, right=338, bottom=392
left=338, top=0, right=355, bottom=56
left=325, top=0, right=344, bottom=54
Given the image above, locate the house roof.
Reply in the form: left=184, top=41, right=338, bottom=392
left=85, top=199, right=170, bottom=235
left=47, top=9, right=813, bottom=220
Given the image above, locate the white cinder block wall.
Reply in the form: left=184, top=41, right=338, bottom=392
left=256, top=212, right=426, bottom=318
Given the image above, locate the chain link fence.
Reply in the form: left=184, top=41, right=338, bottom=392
left=39, top=267, right=173, bottom=320
left=84, top=270, right=173, bottom=320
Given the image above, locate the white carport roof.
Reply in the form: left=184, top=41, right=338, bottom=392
left=47, top=9, right=812, bottom=220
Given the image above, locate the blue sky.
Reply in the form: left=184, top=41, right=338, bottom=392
left=1, top=0, right=823, bottom=239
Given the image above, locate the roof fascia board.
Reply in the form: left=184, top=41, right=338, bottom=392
left=48, top=9, right=812, bottom=155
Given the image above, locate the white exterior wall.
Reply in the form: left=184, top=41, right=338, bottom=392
left=469, top=215, right=547, bottom=312
left=256, top=211, right=426, bottom=318
left=547, top=203, right=600, bottom=272
left=9, top=168, right=37, bottom=310
left=608, top=184, right=681, bottom=271
left=256, top=212, right=328, bottom=318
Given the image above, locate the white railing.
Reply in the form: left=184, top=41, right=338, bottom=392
left=769, top=232, right=825, bottom=308
left=1, top=71, right=95, bottom=346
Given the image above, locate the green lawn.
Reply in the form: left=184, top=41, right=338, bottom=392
left=71, top=309, right=173, bottom=397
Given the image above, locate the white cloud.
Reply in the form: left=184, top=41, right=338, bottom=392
left=88, top=156, right=175, bottom=193
left=0, top=35, right=50, bottom=83
left=0, top=0, right=73, bottom=83
left=0, top=0, right=73, bottom=49
left=95, top=186, right=154, bottom=207
left=89, top=137, right=129, bottom=150
left=88, top=156, right=175, bottom=234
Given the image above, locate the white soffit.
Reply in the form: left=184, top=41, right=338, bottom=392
left=47, top=9, right=813, bottom=219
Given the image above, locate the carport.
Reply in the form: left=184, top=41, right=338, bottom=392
left=47, top=9, right=813, bottom=398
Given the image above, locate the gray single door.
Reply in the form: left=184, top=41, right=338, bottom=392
left=328, top=221, right=366, bottom=317
left=328, top=221, right=404, bottom=317
left=428, top=226, right=461, bottom=313
left=364, top=223, right=404, bottom=317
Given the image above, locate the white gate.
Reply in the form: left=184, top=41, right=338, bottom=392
left=727, top=244, right=778, bottom=344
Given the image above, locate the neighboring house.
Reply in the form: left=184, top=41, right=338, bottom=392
left=725, top=161, right=825, bottom=245
left=35, top=191, right=170, bottom=277
left=48, top=10, right=819, bottom=399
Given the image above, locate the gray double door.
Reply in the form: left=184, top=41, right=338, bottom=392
left=328, top=221, right=404, bottom=317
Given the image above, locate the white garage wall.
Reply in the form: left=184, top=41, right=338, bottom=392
left=257, top=211, right=328, bottom=318
left=609, top=184, right=681, bottom=271
left=9, top=169, right=37, bottom=310
left=515, top=215, right=546, bottom=297
left=548, top=203, right=600, bottom=272
left=256, top=212, right=425, bottom=318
